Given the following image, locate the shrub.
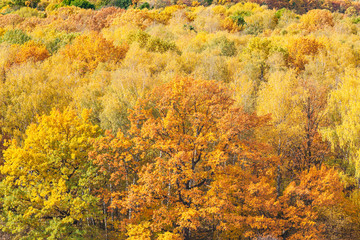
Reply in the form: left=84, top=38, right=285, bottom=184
left=112, top=0, right=131, bottom=9
left=0, top=29, right=31, bottom=44
left=12, top=7, right=45, bottom=18
left=139, top=2, right=150, bottom=9
left=63, top=0, right=95, bottom=9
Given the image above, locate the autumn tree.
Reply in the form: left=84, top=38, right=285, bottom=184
left=4, top=40, right=50, bottom=70
left=299, top=9, right=334, bottom=32
left=287, top=37, right=324, bottom=72
left=0, top=108, right=102, bottom=239
left=89, top=130, right=140, bottom=239
left=323, top=69, right=360, bottom=176
left=117, top=78, right=276, bottom=239
left=279, top=165, right=345, bottom=239
left=60, top=32, right=129, bottom=74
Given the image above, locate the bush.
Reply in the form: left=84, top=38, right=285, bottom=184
left=211, top=36, right=237, bottom=57
left=112, top=0, right=131, bottom=9
left=0, top=29, right=31, bottom=44
left=12, top=7, right=45, bottom=18
left=146, top=37, right=177, bottom=53
left=139, top=2, right=150, bottom=9
left=62, top=0, right=95, bottom=9
left=70, top=0, right=95, bottom=9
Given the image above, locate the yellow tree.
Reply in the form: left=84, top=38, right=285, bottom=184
left=323, top=69, right=360, bottom=177
left=0, top=108, right=101, bottom=239
left=60, top=32, right=128, bottom=74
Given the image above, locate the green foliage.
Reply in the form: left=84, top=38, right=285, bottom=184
left=353, top=17, right=360, bottom=24
left=127, top=29, right=150, bottom=47
left=230, top=11, right=251, bottom=27
left=112, top=0, right=131, bottom=9
left=45, top=32, right=79, bottom=53
left=0, top=29, right=31, bottom=45
left=70, top=0, right=95, bottom=9
left=146, top=36, right=177, bottom=53
left=63, top=0, right=95, bottom=9
left=275, top=8, right=287, bottom=19
left=139, top=1, right=149, bottom=9
left=127, top=30, right=178, bottom=53
left=210, top=36, right=237, bottom=57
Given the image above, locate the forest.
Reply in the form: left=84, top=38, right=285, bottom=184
left=0, top=0, right=360, bottom=239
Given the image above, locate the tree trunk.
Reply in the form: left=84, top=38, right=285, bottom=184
left=183, top=227, right=190, bottom=240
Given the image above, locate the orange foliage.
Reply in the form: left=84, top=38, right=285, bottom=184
left=0, top=14, right=24, bottom=28
left=123, top=78, right=275, bottom=238
left=287, top=37, right=324, bottom=71
left=279, top=166, right=344, bottom=239
left=5, top=41, right=50, bottom=70
left=60, top=32, right=128, bottom=74
left=221, top=17, right=241, bottom=33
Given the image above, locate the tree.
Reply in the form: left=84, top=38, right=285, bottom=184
left=0, top=108, right=101, bottom=239
left=287, top=37, right=324, bottom=72
left=120, top=77, right=275, bottom=239
left=299, top=9, right=334, bottom=32
left=60, top=32, right=128, bottom=74
left=323, top=69, right=360, bottom=178
left=5, top=40, right=50, bottom=70
left=89, top=130, right=140, bottom=239
left=279, top=165, right=344, bottom=239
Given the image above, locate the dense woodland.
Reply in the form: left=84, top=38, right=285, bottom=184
left=1, top=0, right=360, bottom=239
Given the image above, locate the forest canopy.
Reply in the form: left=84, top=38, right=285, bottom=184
left=0, top=0, right=360, bottom=239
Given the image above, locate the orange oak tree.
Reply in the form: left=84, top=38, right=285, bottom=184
left=97, top=78, right=276, bottom=239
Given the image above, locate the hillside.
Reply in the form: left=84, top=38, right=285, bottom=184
left=0, top=1, right=360, bottom=239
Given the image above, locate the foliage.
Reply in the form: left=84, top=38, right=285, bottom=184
left=60, top=32, right=128, bottom=74
left=0, top=29, right=31, bottom=45
left=0, top=108, right=101, bottom=239
left=287, top=37, right=324, bottom=71
left=127, top=29, right=178, bottom=53
left=112, top=0, right=132, bottom=9
left=12, top=7, right=45, bottom=18
left=119, top=78, right=276, bottom=238
left=5, top=40, right=50, bottom=69
left=0, top=2, right=357, bottom=239
left=63, top=0, right=95, bottom=9
left=299, top=9, right=334, bottom=32
left=230, top=11, right=249, bottom=27
left=139, top=1, right=150, bottom=9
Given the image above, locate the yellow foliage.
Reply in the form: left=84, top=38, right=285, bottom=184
left=0, top=108, right=100, bottom=238
left=60, top=32, right=128, bottom=74
left=323, top=69, right=360, bottom=178
left=300, top=9, right=334, bottom=32
left=127, top=222, right=151, bottom=240
left=149, top=5, right=184, bottom=24
left=157, top=232, right=182, bottom=240
left=226, top=2, right=263, bottom=16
